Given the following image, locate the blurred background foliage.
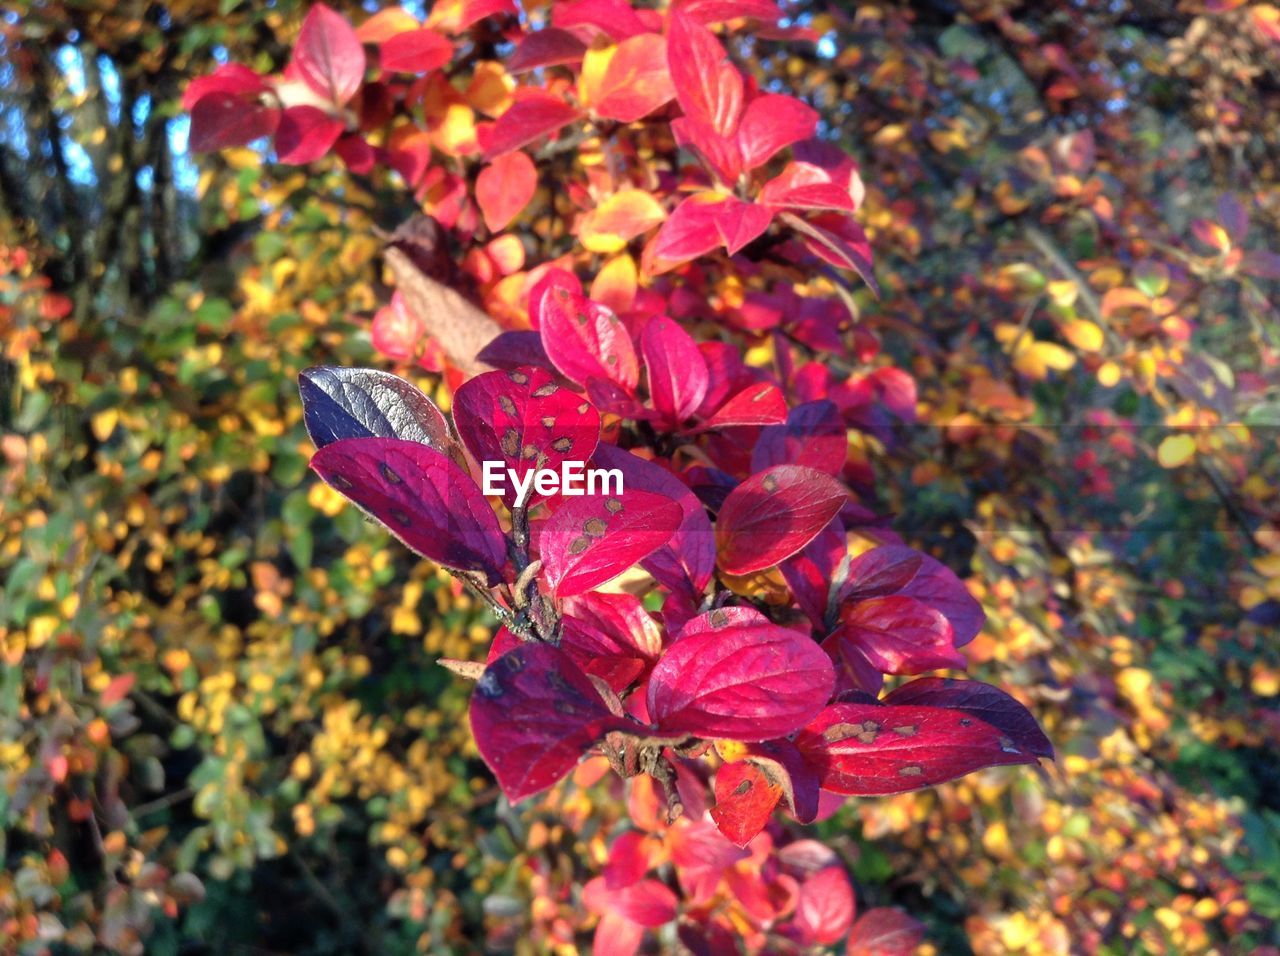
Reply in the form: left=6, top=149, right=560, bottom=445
left=1, top=1, right=1279, bottom=954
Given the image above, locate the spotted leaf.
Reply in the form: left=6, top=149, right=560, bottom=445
left=794, top=701, right=1043, bottom=796
left=539, top=490, right=681, bottom=597
left=716, top=465, right=847, bottom=576
left=309, top=437, right=507, bottom=583
left=470, top=643, right=630, bottom=801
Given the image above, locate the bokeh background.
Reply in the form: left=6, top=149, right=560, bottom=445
left=2, top=1, right=1279, bottom=953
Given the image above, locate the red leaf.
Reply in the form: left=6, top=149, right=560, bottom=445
left=603, top=830, right=655, bottom=888
left=483, top=90, right=582, bottom=159
left=470, top=644, right=629, bottom=801
left=182, top=63, right=269, bottom=112
left=508, top=28, right=589, bottom=73
left=883, top=678, right=1053, bottom=758
left=795, top=701, right=1043, bottom=796
left=711, top=761, right=782, bottom=846
left=560, top=591, right=663, bottom=691
left=583, top=876, right=677, bottom=927
left=671, top=115, right=743, bottom=184
left=310, top=437, right=507, bottom=582
left=751, top=400, right=847, bottom=474
left=642, top=315, right=709, bottom=425
left=188, top=92, right=279, bottom=152
left=455, top=0, right=519, bottom=31
left=737, top=94, right=818, bottom=170
left=668, top=818, right=750, bottom=902
left=553, top=0, right=650, bottom=41
left=539, top=490, right=681, bottom=597
left=842, top=546, right=985, bottom=647
left=649, top=195, right=727, bottom=268
left=534, top=273, right=641, bottom=391
left=292, top=3, right=366, bottom=105
left=452, top=367, right=601, bottom=509
left=667, top=12, right=743, bottom=137
left=594, top=33, right=677, bottom=123
left=591, top=443, right=716, bottom=596
left=826, top=595, right=966, bottom=689
left=794, top=866, right=855, bottom=946
left=709, top=198, right=773, bottom=254
left=716, top=465, right=847, bottom=575
left=476, top=150, right=537, bottom=232
left=761, top=163, right=857, bottom=213
left=648, top=618, right=834, bottom=740
left=692, top=381, right=787, bottom=431
left=781, top=212, right=878, bottom=294
left=847, top=908, right=926, bottom=956
left=674, top=0, right=782, bottom=25
left=380, top=28, right=453, bottom=74
left=275, top=105, right=345, bottom=163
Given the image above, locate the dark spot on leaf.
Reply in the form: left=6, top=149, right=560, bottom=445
left=709, top=609, right=729, bottom=628
left=899, top=765, right=924, bottom=777
left=893, top=724, right=918, bottom=737
left=999, top=736, right=1020, bottom=754
left=388, top=508, right=411, bottom=526
left=498, top=395, right=517, bottom=416
left=569, top=536, right=590, bottom=555
left=502, top=654, right=525, bottom=674
left=606, top=354, right=618, bottom=366
left=605, top=498, right=623, bottom=514
left=532, top=383, right=559, bottom=398
left=521, top=444, right=538, bottom=459
left=509, top=370, right=529, bottom=385
left=762, top=474, right=778, bottom=493
left=541, top=416, right=556, bottom=428
left=733, top=779, right=753, bottom=796
left=959, top=717, right=973, bottom=726
left=501, top=430, right=520, bottom=457
left=553, top=700, right=578, bottom=716
left=329, top=474, right=353, bottom=490
left=380, top=463, right=403, bottom=484
left=577, top=402, right=590, bottom=414
left=555, top=287, right=570, bottom=301
left=551, top=437, right=573, bottom=453
left=583, top=517, right=607, bottom=537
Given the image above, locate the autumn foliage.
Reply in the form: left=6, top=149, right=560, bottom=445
left=4, top=0, right=1280, bottom=953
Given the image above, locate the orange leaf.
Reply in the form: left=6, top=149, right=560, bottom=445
left=476, top=151, right=537, bottom=232
left=578, top=189, right=667, bottom=254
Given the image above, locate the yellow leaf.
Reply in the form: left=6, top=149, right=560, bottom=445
left=1060, top=319, right=1104, bottom=352
left=91, top=408, right=119, bottom=442
left=577, top=190, right=666, bottom=254
left=578, top=42, right=616, bottom=110
left=1013, top=339, right=1075, bottom=378
left=1096, top=360, right=1122, bottom=387
left=590, top=254, right=638, bottom=313
left=1156, top=434, right=1196, bottom=468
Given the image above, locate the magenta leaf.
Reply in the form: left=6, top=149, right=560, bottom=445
left=534, top=273, right=641, bottom=392
left=780, top=516, right=845, bottom=629
left=842, top=545, right=985, bottom=647
left=474, top=330, right=553, bottom=372
left=781, top=212, right=879, bottom=295
left=691, top=381, right=787, bottom=432
left=298, top=366, right=453, bottom=451
left=275, top=105, right=345, bottom=164
left=507, top=28, right=589, bottom=73
left=539, top=490, right=681, bottom=597
left=470, top=643, right=629, bottom=801
left=794, top=701, right=1043, bottom=796
left=188, top=92, right=279, bottom=152
left=738, top=94, right=818, bottom=170
left=667, top=11, right=743, bottom=138
left=452, top=367, right=600, bottom=508
left=716, top=465, right=847, bottom=576
left=483, top=90, right=582, bottom=159
left=883, top=677, right=1052, bottom=758
left=292, top=3, right=366, bottom=105
left=648, top=619, right=834, bottom=740
left=668, top=818, right=750, bottom=903
left=793, top=866, right=855, bottom=946
left=560, top=591, right=664, bottom=691
left=583, top=877, right=677, bottom=928
left=751, top=399, right=847, bottom=474
left=641, top=315, right=709, bottom=425
left=847, top=908, right=926, bottom=956
left=824, top=595, right=966, bottom=693
left=379, top=28, right=453, bottom=74
left=310, top=437, right=506, bottom=583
